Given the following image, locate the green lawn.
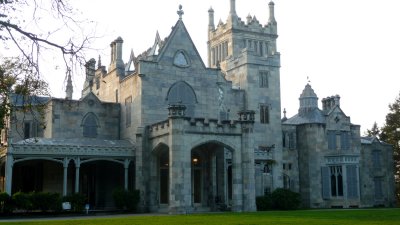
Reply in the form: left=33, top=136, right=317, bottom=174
left=2, top=209, right=400, bottom=225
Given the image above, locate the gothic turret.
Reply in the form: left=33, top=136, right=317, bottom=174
left=299, top=83, right=319, bottom=116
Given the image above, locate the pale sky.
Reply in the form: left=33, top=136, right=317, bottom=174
left=5, top=0, right=400, bottom=134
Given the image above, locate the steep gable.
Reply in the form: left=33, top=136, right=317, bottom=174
left=155, top=19, right=206, bottom=69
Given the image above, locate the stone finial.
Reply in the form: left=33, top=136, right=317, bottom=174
left=177, top=5, right=184, bottom=20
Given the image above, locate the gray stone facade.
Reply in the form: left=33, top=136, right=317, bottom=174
left=282, top=84, right=395, bottom=208
left=0, top=0, right=395, bottom=213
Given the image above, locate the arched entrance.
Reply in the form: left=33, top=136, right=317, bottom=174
left=80, top=160, right=132, bottom=209
left=191, top=142, right=233, bottom=211
left=12, top=159, right=63, bottom=193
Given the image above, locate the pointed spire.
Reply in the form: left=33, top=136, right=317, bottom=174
left=129, top=49, right=135, bottom=61
left=149, top=31, right=162, bottom=56
left=65, top=68, right=73, bottom=100
left=268, top=1, right=277, bottom=25
left=177, top=4, right=184, bottom=20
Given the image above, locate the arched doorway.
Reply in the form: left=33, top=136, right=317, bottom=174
left=191, top=142, right=233, bottom=210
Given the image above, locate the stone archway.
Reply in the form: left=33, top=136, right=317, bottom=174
left=191, top=142, right=233, bottom=211
left=149, top=143, right=170, bottom=211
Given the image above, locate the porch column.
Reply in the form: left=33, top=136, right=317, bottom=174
left=63, top=158, right=69, bottom=196
left=124, top=159, right=131, bottom=190
left=5, top=153, right=14, bottom=195
left=74, top=158, right=80, bottom=193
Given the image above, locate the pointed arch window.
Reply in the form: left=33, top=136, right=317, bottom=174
left=82, top=113, right=98, bottom=138
left=167, top=81, right=197, bottom=117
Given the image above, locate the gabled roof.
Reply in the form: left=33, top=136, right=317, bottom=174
left=137, top=18, right=206, bottom=69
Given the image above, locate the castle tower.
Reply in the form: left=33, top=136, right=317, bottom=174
left=208, top=0, right=283, bottom=191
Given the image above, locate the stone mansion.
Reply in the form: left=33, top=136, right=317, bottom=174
left=0, top=1, right=395, bottom=213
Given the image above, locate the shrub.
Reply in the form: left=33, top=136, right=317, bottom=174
left=63, top=193, right=86, bottom=212
left=30, top=192, right=61, bottom=211
left=256, top=194, right=272, bottom=211
left=12, top=191, right=32, bottom=211
left=0, top=192, right=13, bottom=214
left=112, top=188, right=140, bottom=211
left=126, top=190, right=140, bottom=211
left=271, top=188, right=301, bottom=210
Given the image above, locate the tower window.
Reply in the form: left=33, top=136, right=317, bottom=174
left=260, top=104, right=270, bottom=124
left=259, top=71, right=269, bottom=88
left=125, top=96, right=132, bottom=127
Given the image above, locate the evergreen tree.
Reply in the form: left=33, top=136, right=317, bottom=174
left=380, top=92, right=400, bottom=204
left=365, top=121, right=381, bottom=137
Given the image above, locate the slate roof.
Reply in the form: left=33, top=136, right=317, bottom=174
left=283, top=108, right=326, bottom=125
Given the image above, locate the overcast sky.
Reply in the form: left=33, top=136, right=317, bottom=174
left=4, top=0, right=400, bottom=134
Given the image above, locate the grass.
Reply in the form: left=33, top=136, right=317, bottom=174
left=1, top=208, right=400, bottom=225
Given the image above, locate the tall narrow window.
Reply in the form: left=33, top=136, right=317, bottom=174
left=289, top=133, right=295, bottom=149
left=330, top=166, right=343, bottom=197
left=115, top=89, right=119, bottom=103
left=374, top=177, right=383, bottom=199
left=83, top=113, right=98, bottom=138
left=259, top=71, right=269, bottom=88
left=327, top=131, right=337, bottom=150
left=346, top=165, right=359, bottom=198
left=260, top=104, right=269, bottom=124
left=372, top=151, right=381, bottom=169
left=23, top=122, right=31, bottom=139
left=125, top=96, right=132, bottom=128
left=340, top=131, right=350, bottom=150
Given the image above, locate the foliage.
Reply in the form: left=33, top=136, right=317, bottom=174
left=257, top=188, right=301, bottom=211
left=271, top=188, right=301, bottom=210
left=0, top=0, right=96, bottom=136
left=0, top=58, right=49, bottom=131
left=256, top=195, right=272, bottom=211
left=30, top=192, right=62, bottom=211
left=380, top=92, right=400, bottom=205
left=0, top=192, right=13, bottom=214
left=112, top=188, right=140, bottom=211
left=12, top=191, right=32, bottom=211
left=62, top=193, right=86, bottom=212
left=365, top=121, right=381, bottom=137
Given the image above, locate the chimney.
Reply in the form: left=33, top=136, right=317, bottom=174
left=109, top=37, right=125, bottom=76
